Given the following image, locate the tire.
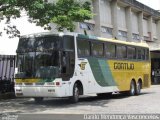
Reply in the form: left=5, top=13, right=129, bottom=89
left=129, top=81, right=136, bottom=96
left=34, top=97, right=43, bottom=103
left=69, top=84, right=79, bottom=103
left=136, top=81, right=141, bottom=95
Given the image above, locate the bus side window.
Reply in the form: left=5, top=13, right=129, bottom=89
left=142, top=49, right=145, bottom=60
left=127, top=46, right=136, bottom=60
left=77, top=39, right=90, bottom=57
left=145, top=49, right=149, bottom=60
left=137, top=48, right=142, bottom=60
left=117, top=45, right=127, bottom=59
left=137, top=48, right=145, bottom=60
left=91, top=42, right=104, bottom=57
left=105, top=43, right=116, bottom=59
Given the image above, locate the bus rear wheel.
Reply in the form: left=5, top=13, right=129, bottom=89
left=69, top=83, right=79, bottom=103
left=129, top=81, right=136, bottom=96
left=136, top=81, right=142, bottom=95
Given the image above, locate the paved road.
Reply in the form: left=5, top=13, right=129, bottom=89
left=0, top=85, right=160, bottom=119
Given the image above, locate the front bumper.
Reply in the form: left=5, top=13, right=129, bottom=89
left=14, top=86, right=68, bottom=97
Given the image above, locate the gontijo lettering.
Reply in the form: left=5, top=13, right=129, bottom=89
left=114, top=62, right=134, bottom=70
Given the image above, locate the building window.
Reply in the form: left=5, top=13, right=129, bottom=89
left=132, top=34, right=140, bottom=41
left=101, top=27, right=113, bottom=35
left=143, top=36, right=150, bottom=41
left=80, top=23, right=94, bottom=31
left=118, top=30, right=127, bottom=38
left=153, top=38, right=158, bottom=41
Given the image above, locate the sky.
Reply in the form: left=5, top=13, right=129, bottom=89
left=0, top=0, right=160, bottom=55
left=137, top=0, right=160, bottom=10
left=0, top=15, right=47, bottom=55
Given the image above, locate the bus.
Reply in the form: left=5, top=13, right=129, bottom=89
left=14, top=32, right=151, bottom=103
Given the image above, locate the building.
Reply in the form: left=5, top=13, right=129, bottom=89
left=0, top=55, right=16, bottom=93
left=51, top=0, right=160, bottom=48
left=51, top=0, right=160, bottom=84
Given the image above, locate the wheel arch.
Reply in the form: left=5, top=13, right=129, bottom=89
left=137, top=78, right=143, bottom=89
left=131, top=78, right=136, bottom=86
left=74, top=80, right=84, bottom=95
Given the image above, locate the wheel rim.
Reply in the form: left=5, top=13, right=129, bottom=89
left=74, top=87, right=79, bottom=101
left=137, top=82, right=141, bottom=94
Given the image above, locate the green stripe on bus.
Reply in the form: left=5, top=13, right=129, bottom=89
left=88, top=58, right=116, bottom=87
left=78, top=34, right=98, bottom=40
left=40, top=78, right=55, bottom=83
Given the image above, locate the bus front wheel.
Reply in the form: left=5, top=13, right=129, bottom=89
left=69, top=83, right=79, bottom=103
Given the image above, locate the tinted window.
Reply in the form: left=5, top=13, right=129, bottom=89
left=137, top=48, right=145, bottom=60
left=117, top=45, right=127, bottom=59
left=145, top=49, right=149, bottom=60
left=127, top=46, right=136, bottom=59
left=142, top=49, right=145, bottom=60
left=77, top=40, right=90, bottom=56
left=137, top=49, right=141, bottom=59
left=17, top=36, right=62, bottom=53
left=34, top=36, right=61, bottom=51
left=105, top=43, right=116, bottom=58
left=63, top=36, right=74, bottom=50
left=91, top=42, right=104, bottom=57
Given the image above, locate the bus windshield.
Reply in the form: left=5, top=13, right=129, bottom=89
left=16, top=35, right=62, bottom=79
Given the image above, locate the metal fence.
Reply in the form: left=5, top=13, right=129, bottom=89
left=0, top=55, right=16, bottom=93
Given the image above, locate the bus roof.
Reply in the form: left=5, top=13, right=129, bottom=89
left=20, top=32, right=149, bottom=48
left=78, top=34, right=149, bottom=48
left=20, top=32, right=77, bottom=38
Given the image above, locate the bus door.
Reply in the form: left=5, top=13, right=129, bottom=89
left=77, top=58, right=93, bottom=93
left=61, top=51, right=74, bottom=78
left=61, top=51, right=75, bottom=95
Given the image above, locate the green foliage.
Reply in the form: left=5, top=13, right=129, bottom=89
left=0, top=0, right=93, bottom=37
left=52, top=0, right=93, bottom=31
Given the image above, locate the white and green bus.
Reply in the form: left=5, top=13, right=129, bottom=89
left=14, top=32, right=151, bottom=103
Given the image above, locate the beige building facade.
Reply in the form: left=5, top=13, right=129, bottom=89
left=73, top=0, right=160, bottom=51
left=50, top=0, right=160, bottom=83
left=51, top=0, right=160, bottom=50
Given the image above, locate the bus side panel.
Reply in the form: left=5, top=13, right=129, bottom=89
left=83, top=58, right=150, bottom=93
left=107, top=60, right=151, bottom=91
left=82, top=58, right=119, bottom=94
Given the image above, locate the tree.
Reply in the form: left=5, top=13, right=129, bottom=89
left=0, top=0, right=93, bottom=37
